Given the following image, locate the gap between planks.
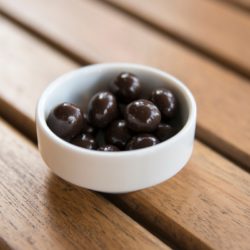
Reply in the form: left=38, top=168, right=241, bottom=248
left=0, top=118, right=170, bottom=250
left=0, top=9, right=249, bottom=171
left=101, top=0, right=250, bottom=79
left=2, top=109, right=250, bottom=250
left=0, top=15, right=175, bottom=248
left=0, top=9, right=90, bottom=67
left=0, top=15, right=249, bottom=249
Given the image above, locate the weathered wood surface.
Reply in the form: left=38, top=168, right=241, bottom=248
left=0, top=15, right=249, bottom=250
left=0, top=0, right=249, bottom=168
left=105, top=0, right=250, bottom=76
left=0, top=118, right=169, bottom=250
left=108, top=140, right=250, bottom=249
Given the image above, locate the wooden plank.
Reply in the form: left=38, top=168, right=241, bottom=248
left=104, top=0, right=250, bottom=77
left=0, top=16, right=249, bottom=250
left=0, top=118, right=169, bottom=250
left=0, top=17, right=78, bottom=140
left=0, top=0, right=249, bottom=168
left=108, top=140, right=250, bottom=250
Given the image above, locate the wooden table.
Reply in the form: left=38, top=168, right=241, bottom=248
left=0, top=1, right=249, bottom=249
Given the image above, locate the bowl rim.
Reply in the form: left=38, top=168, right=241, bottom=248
left=36, top=63, right=196, bottom=158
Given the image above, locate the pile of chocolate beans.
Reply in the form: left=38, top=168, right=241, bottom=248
left=47, top=72, right=181, bottom=152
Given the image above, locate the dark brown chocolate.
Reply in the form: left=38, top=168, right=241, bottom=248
left=98, top=145, right=120, bottom=152
left=71, top=133, right=97, bottom=150
left=155, top=123, right=177, bottom=142
left=88, top=91, right=118, bottom=128
left=106, top=120, right=132, bottom=149
left=47, top=73, right=182, bottom=152
left=151, top=88, right=177, bottom=119
left=125, top=99, right=161, bottom=132
left=126, top=134, right=159, bottom=150
left=82, top=112, right=96, bottom=135
left=47, top=102, right=83, bottom=140
left=110, top=72, right=142, bottom=103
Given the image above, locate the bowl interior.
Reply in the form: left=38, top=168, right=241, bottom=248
left=42, top=64, right=191, bottom=131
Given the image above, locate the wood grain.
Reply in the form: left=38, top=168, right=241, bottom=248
left=0, top=17, right=78, bottom=140
left=108, top=140, right=250, bottom=250
left=0, top=118, right=169, bottom=250
left=0, top=16, right=249, bottom=250
left=0, top=0, right=249, bottom=168
left=104, top=0, right=250, bottom=77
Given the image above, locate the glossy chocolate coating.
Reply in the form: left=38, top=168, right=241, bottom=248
left=88, top=91, right=118, bottom=128
left=98, top=145, right=120, bottom=152
left=125, top=99, right=161, bottom=132
left=82, top=112, right=96, bottom=135
left=106, top=120, right=132, bottom=149
left=110, top=72, right=142, bottom=103
left=126, top=134, right=159, bottom=150
left=150, top=88, right=177, bottom=119
left=47, top=102, right=83, bottom=140
left=155, top=123, right=176, bottom=142
left=71, top=133, right=96, bottom=150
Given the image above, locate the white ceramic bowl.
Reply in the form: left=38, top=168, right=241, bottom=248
left=36, top=63, right=196, bottom=193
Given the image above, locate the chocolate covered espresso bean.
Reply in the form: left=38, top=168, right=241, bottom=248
left=106, top=120, right=132, bottom=149
left=151, top=88, right=177, bottom=119
left=88, top=91, right=118, bottom=128
left=110, top=72, right=142, bottom=103
left=125, top=99, right=161, bottom=132
left=47, top=102, right=83, bottom=140
left=126, top=134, right=159, bottom=150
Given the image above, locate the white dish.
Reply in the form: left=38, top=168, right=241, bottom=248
left=36, top=63, right=196, bottom=193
